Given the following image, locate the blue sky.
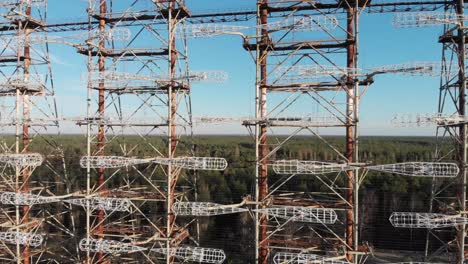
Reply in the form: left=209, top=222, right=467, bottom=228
left=45, top=0, right=444, bottom=135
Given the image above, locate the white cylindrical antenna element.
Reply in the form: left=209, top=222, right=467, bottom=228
left=264, top=15, right=338, bottom=32
left=0, top=192, right=59, bottom=206
left=371, top=62, right=444, bottom=76
left=85, top=70, right=228, bottom=90
left=273, top=160, right=348, bottom=175
left=393, top=12, right=465, bottom=28
left=0, top=74, right=46, bottom=93
left=177, top=23, right=249, bottom=38
left=184, top=71, right=229, bottom=83
left=0, top=231, right=43, bottom=247
left=0, top=0, right=45, bottom=7
left=260, top=206, right=338, bottom=224
left=273, top=252, right=350, bottom=264
left=152, top=246, right=226, bottom=264
left=66, top=197, right=131, bottom=212
left=243, top=115, right=342, bottom=127
left=273, top=65, right=357, bottom=82
left=79, top=156, right=150, bottom=169
left=86, top=71, right=158, bottom=89
left=391, top=113, right=434, bottom=127
left=392, top=113, right=468, bottom=127
left=389, top=212, right=468, bottom=229
left=86, top=28, right=131, bottom=41
left=173, top=202, right=248, bottom=216
left=297, top=65, right=354, bottom=76
left=154, top=157, right=228, bottom=171
left=0, top=153, right=43, bottom=167
left=0, top=35, right=50, bottom=54
left=1, top=35, right=51, bottom=48
left=68, top=28, right=131, bottom=42
left=431, top=114, right=468, bottom=126
left=79, top=238, right=145, bottom=254
left=194, top=117, right=245, bottom=123
left=366, top=162, right=459, bottom=178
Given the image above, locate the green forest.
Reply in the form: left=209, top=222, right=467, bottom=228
left=47, top=135, right=445, bottom=203
left=9, top=135, right=457, bottom=263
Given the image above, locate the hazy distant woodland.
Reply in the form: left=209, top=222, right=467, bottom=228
left=22, top=135, right=455, bottom=263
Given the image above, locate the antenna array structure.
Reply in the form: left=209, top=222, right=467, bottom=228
left=433, top=0, right=468, bottom=262
left=0, top=0, right=75, bottom=263
left=76, top=0, right=217, bottom=263
left=433, top=1, right=468, bottom=261
left=0, top=0, right=464, bottom=263
left=243, top=1, right=363, bottom=263
left=390, top=1, right=468, bottom=262
left=243, top=0, right=458, bottom=264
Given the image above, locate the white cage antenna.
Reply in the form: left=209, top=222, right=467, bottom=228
left=78, top=238, right=146, bottom=254
left=0, top=231, right=43, bottom=247
left=258, top=206, right=338, bottom=224
left=152, top=246, right=226, bottom=264
left=66, top=197, right=131, bottom=212
left=0, top=192, right=60, bottom=206
left=389, top=212, right=468, bottom=229
left=173, top=202, right=248, bottom=216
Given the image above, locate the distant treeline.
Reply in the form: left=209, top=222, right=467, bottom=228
left=53, top=135, right=449, bottom=202
left=12, top=135, right=457, bottom=262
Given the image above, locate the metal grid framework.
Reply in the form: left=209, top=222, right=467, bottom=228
left=65, top=197, right=132, bottom=212
left=76, top=0, right=217, bottom=263
left=242, top=1, right=460, bottom=264
left=78, top=238, right=146, bottom=255
left=241, top=1, right=364, bottom=262
left=273, top=252, right=350, bottom=264
left=173, top=202, right=248, bottom=216
left=394, top=11, right=465, bottom=27
left=75, top=0, right=232, bottom=263
left=273, top=160, right=349, bottom=175
left=389, top=212, right=468, bottom=229
left=0, top=191, right=60, bottom=206
left=389, top=1, right=468, bottom=262
left=0, top=232, right=44, bottom=248
left=366, top=162, right=460, bottom=178
left=430, top=0, right=468, bottom=262
left=151, top=246, right=227, bottom=264
left=0, top=0, right=76, bottom=263
left=0, top=153, right=43, bottom=167
left=258, top=206, right=338, bottom=224
left=79, top=156, right=152, bottom=169
left=317, top=1, right=468, bottom=263
left=392, top=112, right=468, bottom=127
left=0, top=0, right=465, bottom=263
left=153, top=156, right=228, bottom=170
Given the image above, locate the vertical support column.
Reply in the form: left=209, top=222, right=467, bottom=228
left=167, top=1, right=177, bottom=263
left=346, top=4, right=357, bottom=262
left=456, top=0, right=467, bottom=262
left=96, top=0, right=107, bottom=262
left=256, top=1, right=269, bottom=264
left=85, top=4, right=94, bottom=264
left=20, top=5, right=32, bottom=264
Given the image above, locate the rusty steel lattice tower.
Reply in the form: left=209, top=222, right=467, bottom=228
left=80, top=0, right=192, bottom=262
left=243, top=1, right=454, bottom=263
left=391, top=1, right=468, bottom=262
left=432, top=0, right=468, bottom=262
left=78, top=0, right=228, bottom=263
left=0, top=0, right=75, bottom=263
left=0, top=0, right=466, bottom=263
left=243, top=1, right=363, bottom=262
